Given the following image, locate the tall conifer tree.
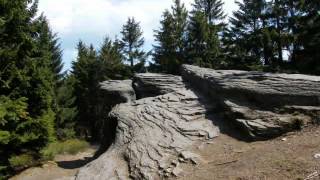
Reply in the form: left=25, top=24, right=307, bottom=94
left=0, top=0, right=57, bottom=176
left=120, top=17, right=146, bottom=70
left=153, top=0, right=188, bottom=74
left=187, top=0, right=225, bottom=68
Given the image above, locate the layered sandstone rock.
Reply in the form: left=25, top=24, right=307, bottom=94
left=76, top=65, right=320, bottom=180
left=76, top=90, right=218, bottom=180
left=133, top=73, right=186, bottom=98
left=181, top=64, right=320, bottom=139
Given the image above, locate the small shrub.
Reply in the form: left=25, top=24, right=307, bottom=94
left=9, top=153, right=36, bottom=170
left=41, top=139, right=89, bottom=161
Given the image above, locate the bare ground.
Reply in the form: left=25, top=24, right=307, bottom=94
left=10, top=145, right=98, bottom=180
left=176, top=118, right=320, bottom=180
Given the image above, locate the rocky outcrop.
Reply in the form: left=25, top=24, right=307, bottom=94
left=98, top=80, right=136, bottom=152
left=99, top=80, right=136, bottom=104
left=76, top=65, right=320, bottom=180
left=76, top=90, right=218, bottom=179
left=181, top=64, right=320, bottom=139
left=133, top=73, right=186, bottom=98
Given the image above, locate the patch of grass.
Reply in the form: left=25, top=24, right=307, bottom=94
left=41, top=139, right=89, bottom=161
left=9, top=153, right=37, bottom=170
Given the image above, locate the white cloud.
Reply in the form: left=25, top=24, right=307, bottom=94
left=38, top=0, right=238, bottom=70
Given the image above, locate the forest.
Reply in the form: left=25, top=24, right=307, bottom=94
left=0, top=0, right=319, bottom=178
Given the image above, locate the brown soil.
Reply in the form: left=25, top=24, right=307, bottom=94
left=178, top=123, right=320, bottom=180
left=10, top=145, right=98, bottom=180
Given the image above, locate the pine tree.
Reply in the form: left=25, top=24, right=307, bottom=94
left=187, top=0, right=225, bottom=68
left=294, top=0, right=320, bottom=74
left=187, top=11, right=214, bottom=67
left=34, top=15, right=79, bottom=141
left=222, top=0, right=266, bottom=70
left=0, top=0, right=56, bottom=176
left=153, top=10, right=176, bottom=73
left=54, top=75, right=78, bottom=140
left=72, top=42, right=97, bottom=139
left=35, top=15, right=64, bottom=81
left=153, top=0, right=188, bottom=74
left=72, top=39, right=130, bottom=140
left=192, top=0, right=226, bottom=25
left=99, top=37, right=131, bottom=79
left=120, top=17, right=146, bottom=70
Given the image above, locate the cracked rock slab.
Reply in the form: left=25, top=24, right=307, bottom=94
left=100, top=80, right=136, bottom=103
left=133, top=73, right=186, bottom=98
left=181, top=64, right=320, bottom=139
left=76, top=90, right=219, bottom=180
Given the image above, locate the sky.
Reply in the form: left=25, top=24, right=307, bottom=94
left=38, top=0, right=239, bottom=71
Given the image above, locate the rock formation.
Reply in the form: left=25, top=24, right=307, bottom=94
left=181, top=65, right=320, bottom=139
left=133, top=73, right=186, bottom=98
left=100, top=80, right=136, bottom=104
left=76, top=65, right=320, bottom=180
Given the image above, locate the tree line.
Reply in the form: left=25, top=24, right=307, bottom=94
left=152, top=0, right=319, bottom=75
left=0, top=0, right=319, bottom=178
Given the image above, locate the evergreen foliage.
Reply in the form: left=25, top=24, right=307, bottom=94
left=192, top=0, right=226, bottom=24
left=295, top=0, right=320, bottom=75
left=120, top=17, right=147, bottom=71
left=54, top=75, right=78, bottom=140
left=221, top=0, right=319, bottom=73
left=0, top=0, right=319, bottom=178
left=187, top=0, right=225, bottom=68
left=153, top=0, right=188, bottom=74
left=72, top=39, right=131, bottom=141
left=0, top=0, right=57, bottom=176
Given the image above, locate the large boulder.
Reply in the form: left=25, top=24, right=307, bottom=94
left=98, top=80, right=136, bottom=152
left=181, top=64, right=320, bottom=139
left=133, top=73, right=186, bottom=98
left=76, top=90, right=218, bottom=180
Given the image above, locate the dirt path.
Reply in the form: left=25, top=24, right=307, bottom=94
left=176, top=118, right=320, bottom=180
left=10, top=146, right=98, bottom=180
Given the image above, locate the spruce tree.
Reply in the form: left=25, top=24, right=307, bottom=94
left=187, top=0, right=225, bottom=68
left=35, top=15, right=79, bottom=140
left=294, top=0, right=320, bottom=74
left=187, top=11, right=215, bottom=67
left=72, top=39, right=130, bottom=140
left=192, top=0, right=226, bottom=25
left=0, top=0, right=56, bottom=176
left=99, top=37, right=131, bottom=79
left=120, top=17, right=146, bottom=70
left=54, top=75, right=78, bottom=140
left=72, top=42, right=97, bottom=139
left=153, top=0, right=188, bottom=74
left=222, top=0, right=266, bottom=70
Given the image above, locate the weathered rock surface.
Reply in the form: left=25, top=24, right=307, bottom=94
left=76, top=90, right=218, bottom=179
left=100, top=80, right=136, bottom=103
left=133, top=73, right=186, bottom=98
left=76, top=65, right=320, bottom=180
left=181, top=64, right=320, bottom=139
left=97, top=80, right=136, bottom=154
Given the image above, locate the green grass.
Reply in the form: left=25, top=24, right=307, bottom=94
left=9, top=153, right=37, bottom=170
left=41, top=139, right=89, bottom=161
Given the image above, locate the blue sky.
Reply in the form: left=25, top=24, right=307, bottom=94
left=38, top=0, right=239, bottom=71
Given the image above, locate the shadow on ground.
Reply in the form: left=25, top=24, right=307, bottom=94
left=56, top=156, right=95, bottom=169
